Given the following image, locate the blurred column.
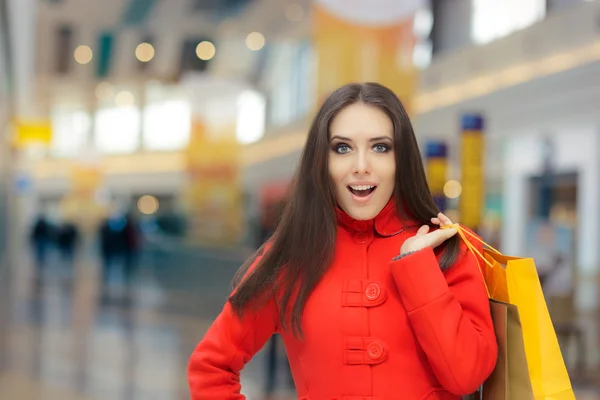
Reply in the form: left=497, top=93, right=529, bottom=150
left=459, top=114, right=485, bottom=231
left=7, top=0, right=37, bottom=120
left=425, top=140, right=448, bottom=213
left=312, top=0, right=425, bottom=112
left=3, top=0, right=39, bottom=376
left=6, top=0, right=40, bottom=269
left=0, top=0, right=10, bottom=373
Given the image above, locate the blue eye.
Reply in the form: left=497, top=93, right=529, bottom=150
left=334, top=144, right=351, bottom=154
left=373, top=144, right=390, bottom=153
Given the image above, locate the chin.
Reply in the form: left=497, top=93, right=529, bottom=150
left=345, top=206, right=381, bottom=221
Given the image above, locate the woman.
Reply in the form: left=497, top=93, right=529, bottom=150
left=188, top=82, right=497, bottom=400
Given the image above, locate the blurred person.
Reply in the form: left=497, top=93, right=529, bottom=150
left=56, top=221, right=79, bottom=270
left=123, top=211, right=141, bottom=287
left=188, top=83, right=497, bottom=399
left=99, top=217, right=115, bottom=285
left=99, top=213, right=127, bottom=286
left=29, top=213, right=52, bottom=271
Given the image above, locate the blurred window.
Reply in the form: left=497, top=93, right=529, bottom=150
left=270, top=80, right=293, bottom=127
left=50, top=106, right=91, bottom=158
left=269, top=44, right=294, bottom=127
left=296, top=41, right=314, bottom=119
left=413, top=7, right=434, bottom=69
left=237, top=90, right=266, bottom=144
left=143, top=100, right=191, bottom=150
left=268, top=40, right=314, bottom=128
left=94, top=105, right=141, bottom=154
left=143, top=83, right=191, bottom=151
left=471, top=0, right=546, bottom=45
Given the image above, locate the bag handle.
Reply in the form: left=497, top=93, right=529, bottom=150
left=441, top=224, right=503, bottom=297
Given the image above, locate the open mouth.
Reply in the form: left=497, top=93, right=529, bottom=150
left=348, top=184, right=377, bottom=198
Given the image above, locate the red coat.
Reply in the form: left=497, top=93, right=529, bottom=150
left=188, top=200, right=497, bottom=399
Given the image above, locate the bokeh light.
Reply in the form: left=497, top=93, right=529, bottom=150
left=136, top=42, right=155, bottom=62
left=74, top=45, right=93, bottom=64
left=196, top=41, right=216, bottom=61
left=444, top=180, right=463, bottom=199
left=246, top=32, right=265, bottom=51
left=137, top=195, right=159, bottom=215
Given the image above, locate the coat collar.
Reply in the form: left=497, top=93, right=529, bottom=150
left=335, top=197, right=420, bottom=237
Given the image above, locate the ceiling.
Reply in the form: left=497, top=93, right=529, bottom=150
left=34, top=0, right=310, bottom=101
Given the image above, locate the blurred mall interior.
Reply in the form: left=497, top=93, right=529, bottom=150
left=1, top=0, right=600, bottom=398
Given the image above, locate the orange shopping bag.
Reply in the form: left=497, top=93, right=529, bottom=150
left=450, top=225, right=576, bottom=400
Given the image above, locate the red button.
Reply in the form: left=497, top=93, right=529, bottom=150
left=365, top=283, right=381, bottom=301
left=353, top=232, right=368, bottom=243
left=367, top=342, right=384, bottom=360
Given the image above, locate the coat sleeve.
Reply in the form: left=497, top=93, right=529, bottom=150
left=390, top=234, right=497, bottom=396
left=187, top=257, right=279, bottom=400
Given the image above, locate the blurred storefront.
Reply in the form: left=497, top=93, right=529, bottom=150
left=15, top=0, right=600, bottom=266
left=415, top=0, right=600, bottom=371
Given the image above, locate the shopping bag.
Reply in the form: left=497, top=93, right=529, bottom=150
left=482, top=300, right=534, bottom=400
left=448, top=225, right=576, bottom=400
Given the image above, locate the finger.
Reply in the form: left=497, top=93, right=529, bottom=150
left=419, top=227, right=458, bottom=250
left=438, top=226, right=457, bottom=240
left=431, top=217, right=441, bottom=225
left=416, top=225, right=430, bottom=237
left=438, top=212, right=453, bottom=226
left=425, top=228, right=457, bottom=249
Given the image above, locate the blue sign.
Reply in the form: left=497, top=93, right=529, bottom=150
left=13, top=173, right=32, bottom=194
left=461, top=114, right=484, bottom=131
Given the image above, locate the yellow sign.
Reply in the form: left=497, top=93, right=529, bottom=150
left=427, top=158, right=447, bottom=194
left=59, top=162, right=105, bottom=231
left=425, top=141, right=448, bottom=212
left=13, top=119, right=52, bottom=147
left=459, top=119, right=485, bottom=229
left=313, top=2, right=419, bottom=112
left=185, top=118, right=244, bottom=246
left=70, top=164, right=103, bottom=196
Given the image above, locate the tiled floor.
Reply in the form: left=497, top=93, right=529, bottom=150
left=0, top=245, right=295, bottom=400
left=0, top=244, right=598, bottom=400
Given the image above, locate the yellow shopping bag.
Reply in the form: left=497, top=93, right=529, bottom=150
left=448, top=225, right=576, bottom=400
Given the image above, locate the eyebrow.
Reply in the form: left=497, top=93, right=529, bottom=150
left=330, top=135, right=393, bottom=142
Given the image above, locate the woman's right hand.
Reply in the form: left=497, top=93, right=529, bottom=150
left=399, top=213, right=458, bottom=255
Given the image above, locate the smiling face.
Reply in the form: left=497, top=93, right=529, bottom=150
left=328, top=102, right=396, bottom=221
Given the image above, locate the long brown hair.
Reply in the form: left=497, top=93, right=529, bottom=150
left=230, top=82, right=460, bottom=336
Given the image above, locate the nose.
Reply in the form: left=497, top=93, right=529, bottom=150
left=353, top=149, right=371, bottom=175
